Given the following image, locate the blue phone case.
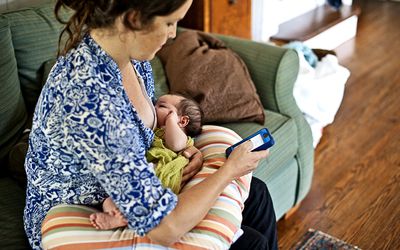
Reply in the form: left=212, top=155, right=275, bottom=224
left=225, top=128, right=275, bottom=157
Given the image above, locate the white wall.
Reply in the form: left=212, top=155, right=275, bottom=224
left=252, top=0, right=352, bottom=42
left=0, top=0, right=52, bottom=12
left=252, top=0, right=325, bottom=42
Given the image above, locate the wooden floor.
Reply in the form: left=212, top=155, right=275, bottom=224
left=277, top=0, right=400, bottom=249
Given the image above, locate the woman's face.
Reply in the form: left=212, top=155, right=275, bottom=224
left=155, top=94, right=184, bottom=127
left=128, top=0, right=193, bottom=61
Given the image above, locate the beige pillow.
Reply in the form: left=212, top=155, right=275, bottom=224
left=157, top=30, right=265, bottom=124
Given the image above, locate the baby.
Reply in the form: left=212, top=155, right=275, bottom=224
left=90, top=93, right=203, bottom=229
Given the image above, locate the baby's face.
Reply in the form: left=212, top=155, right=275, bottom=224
left=155, top=94, right=184, bottom=127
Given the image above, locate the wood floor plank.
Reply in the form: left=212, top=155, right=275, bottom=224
left=277, top=0, right=400, bottom=249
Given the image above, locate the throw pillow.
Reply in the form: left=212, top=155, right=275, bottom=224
left=157, top=30, right=265, bottom=124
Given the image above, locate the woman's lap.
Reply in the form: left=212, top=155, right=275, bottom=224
left=41, top=125, right=257, bottom=249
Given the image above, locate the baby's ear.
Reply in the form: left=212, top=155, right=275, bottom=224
left=179, top=115, right=190, bottom=128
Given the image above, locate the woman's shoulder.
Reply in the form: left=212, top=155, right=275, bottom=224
left=57, top=41, right=120, bottom=89
left=65, top=40, right=100, bottom=70
left=43, top=47, right=119, bottom=111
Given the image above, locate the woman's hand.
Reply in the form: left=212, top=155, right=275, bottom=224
left=181, top=146, right=203, bottom=187
left=223, top=141, right=269, bottom=179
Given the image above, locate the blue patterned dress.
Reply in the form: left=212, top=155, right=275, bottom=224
left=23, top=34, right=178, bottom=249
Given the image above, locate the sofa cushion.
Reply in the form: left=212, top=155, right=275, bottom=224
left=157, top=30, right=265, bottom=125
left=2, top=5, right=70, bottom=113
left=0, top=177, right=30, bottom=249
left=150, top=57, right=170, bottom=99
left=222, top=109, right=298, bottom=178
left=0, top=17, right=27, bottom=165
left=268, top=158, right=298, bottom=219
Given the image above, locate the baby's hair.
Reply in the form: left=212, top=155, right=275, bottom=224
left=172, top=92, right=203, bottom=137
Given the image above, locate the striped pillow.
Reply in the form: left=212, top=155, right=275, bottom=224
left=42, top=125, right=251, bottom=249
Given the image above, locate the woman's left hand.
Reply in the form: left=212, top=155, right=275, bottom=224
left=181, top=146, right=203, bottom=187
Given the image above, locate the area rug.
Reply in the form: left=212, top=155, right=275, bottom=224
left=292, top=229, right=361, bottom=250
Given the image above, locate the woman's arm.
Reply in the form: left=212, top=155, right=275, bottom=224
left=147, top=141, right=269, bottom=246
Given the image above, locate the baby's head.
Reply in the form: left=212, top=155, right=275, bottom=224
left=155, top=93, right=203, bottom=137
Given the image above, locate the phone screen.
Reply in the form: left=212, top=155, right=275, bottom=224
left=249, top=134, right=264, bottom=150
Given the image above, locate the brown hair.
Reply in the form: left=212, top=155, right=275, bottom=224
left=55, top=0, right=188, bottom=56
left=174, top=93, right=203, bottom=137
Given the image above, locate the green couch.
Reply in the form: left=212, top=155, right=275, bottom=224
left=0, top=3, right=314, bottom=249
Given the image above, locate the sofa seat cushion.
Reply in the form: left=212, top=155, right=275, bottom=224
left=222, top=109, right=298, bottom=178
left=0, top=177, right=30, bottom=249
left=0, top=17, right=27, bottom=165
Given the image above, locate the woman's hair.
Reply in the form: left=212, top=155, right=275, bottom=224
left=55, top=0, right=188, bottom=56
left=174, top=93, right=204, bottom=137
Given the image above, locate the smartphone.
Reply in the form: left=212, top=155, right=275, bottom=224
left=225, top=128, right=275, bottom=157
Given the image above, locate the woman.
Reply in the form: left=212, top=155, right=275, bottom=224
left=24, top=0, right=277, bottom=249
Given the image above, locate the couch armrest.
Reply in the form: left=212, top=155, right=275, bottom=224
left=215, top=34, right=314, bottom=204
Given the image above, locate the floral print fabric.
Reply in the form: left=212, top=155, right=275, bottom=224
left=24, top=34, right=177, bottom=249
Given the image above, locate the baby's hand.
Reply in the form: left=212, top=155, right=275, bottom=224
left=166, top=110, right=180, bottom=124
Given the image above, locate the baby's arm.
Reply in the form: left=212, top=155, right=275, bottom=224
left=164, top=111, right=188, bottom=152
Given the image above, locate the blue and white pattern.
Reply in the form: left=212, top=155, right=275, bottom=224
left=24, top=34, right=177, bottom=249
